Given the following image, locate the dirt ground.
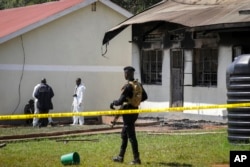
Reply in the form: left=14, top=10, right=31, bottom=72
left=0, top=118, right=227, bottom=141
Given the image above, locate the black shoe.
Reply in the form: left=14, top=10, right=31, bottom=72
left=112, top=156, right=123, bottom=163
left=0, top=143, right=6, bottom=148
left=130, top=158, right=141, bottom=165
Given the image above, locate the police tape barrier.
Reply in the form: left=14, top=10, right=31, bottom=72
left=1, top=102, right=250, bottom=120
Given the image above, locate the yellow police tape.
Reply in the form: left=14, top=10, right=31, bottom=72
left=1, top=102, right=250, bottom=120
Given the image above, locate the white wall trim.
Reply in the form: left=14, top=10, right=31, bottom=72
left=0, top=64, right=123, bottom=72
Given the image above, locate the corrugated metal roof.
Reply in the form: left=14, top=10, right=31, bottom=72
left=0, top=0, right=87, bottom=40
left=0, top=0, right=132, bottom=44
left=103, top=0, right=250, bottom=44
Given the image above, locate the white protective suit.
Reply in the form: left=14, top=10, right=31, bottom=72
left=72, top=83, right=86, bottom=125
left=32, top=83, right=53, bottom=127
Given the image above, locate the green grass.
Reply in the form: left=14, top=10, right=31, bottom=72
left=1, top=129, right=250, bottom=167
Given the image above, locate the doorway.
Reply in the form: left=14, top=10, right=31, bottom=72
left=170, top=49, right=184, bottom=107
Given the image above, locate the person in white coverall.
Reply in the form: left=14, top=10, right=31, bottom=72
left=72, top=78, right=86, bottom=125
left=32, top=80, right=54, bottom=127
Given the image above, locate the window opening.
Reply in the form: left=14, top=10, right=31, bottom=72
left=193, top=48, right=218, bottom=87
left=141, top=50, right=163, bottom=85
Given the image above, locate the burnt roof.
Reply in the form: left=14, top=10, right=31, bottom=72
left=103, top=0, right=250, bottom=44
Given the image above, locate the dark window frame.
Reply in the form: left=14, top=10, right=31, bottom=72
left=193, top=48, right=218, bottom=87
left=141, top=49, right=163, bottom=85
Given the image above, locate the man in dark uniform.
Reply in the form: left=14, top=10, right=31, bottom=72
left=34, top=78, right=54, bottom=127
left=110, top=66, right=148, bottom=165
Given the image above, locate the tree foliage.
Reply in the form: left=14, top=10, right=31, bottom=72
left=110, top=0, right=162, bottom=14
left=0, top=0, right=162, bottom=13
left=0, top=0, right=55, bottom=10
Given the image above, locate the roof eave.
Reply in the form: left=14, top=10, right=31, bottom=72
left=99, top=0, right=132, bottom=18
left=191, top=22, right=250, bottom=32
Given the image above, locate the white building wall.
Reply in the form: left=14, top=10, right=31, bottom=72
left=184, top=46, right=231, bottom=116
left=0, top=2, right=131, bottom=115
left=138, top=45, right=232, bottom=117
left=133, top=45, right=171, bottom=114
left=132, top=43, right=171, bottom=102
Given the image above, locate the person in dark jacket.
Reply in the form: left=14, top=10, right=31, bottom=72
left=34, top=78, right=54, bottom=127
left=110, top=66, right=148, bottom=165
left=24, top=99, right=34, bottom=125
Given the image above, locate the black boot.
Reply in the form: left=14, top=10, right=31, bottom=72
left=130, top=158, right=141, bottom=165
left=130, top=152, right=141, bottom=165
left=112, top=156, right=123, bottom=163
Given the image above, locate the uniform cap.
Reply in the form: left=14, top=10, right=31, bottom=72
left=124, top=66, right=135, bottom=72
left=41, top=78, right=46, bottom=84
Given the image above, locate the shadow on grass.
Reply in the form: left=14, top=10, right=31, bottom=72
left=146, top=162, right=192, bottom=167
